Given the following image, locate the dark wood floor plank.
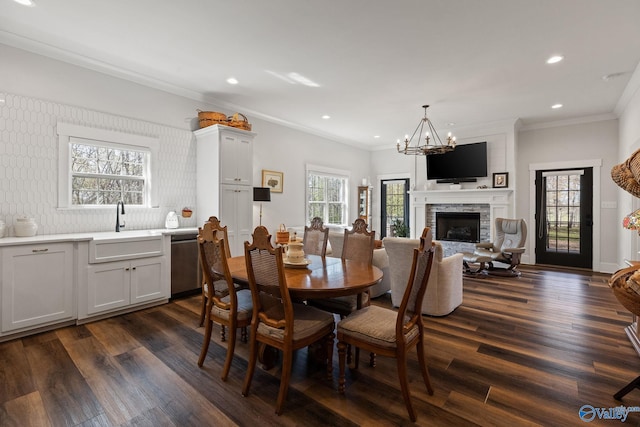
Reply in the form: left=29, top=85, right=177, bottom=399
left=55, top=327, right=156, bottom=425
left=115, top=346, right=237, bottom=426
left=0, top=339, right=36, bottom=404
left=0, top=391, right=51, bottom=427
left=23, top=338, right=105, bottom=426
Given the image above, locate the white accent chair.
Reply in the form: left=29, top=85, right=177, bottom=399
left=383, top=237, right=463, bottom=316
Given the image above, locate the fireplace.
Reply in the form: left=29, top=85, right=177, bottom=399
left=436, top=212, right=480, bottom=243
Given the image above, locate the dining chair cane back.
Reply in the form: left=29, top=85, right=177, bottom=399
left=303, top=216, right=329, bottom=257
left=337, top=227, right=436, bottom=422
left=308, top=218, right=377, bottom=366
left=199, top=216, right=232, bottom=327
left=197, top=225, right=252, bottom=382
left=309, top=219, right=376, bottom=317
left=242, top=226, right=335, bottom=415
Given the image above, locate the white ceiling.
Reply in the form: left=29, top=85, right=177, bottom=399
left=2, top=0, right=640, bottom=150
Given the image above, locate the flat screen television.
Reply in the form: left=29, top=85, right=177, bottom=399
left=426, top=141, right=487, bottom=183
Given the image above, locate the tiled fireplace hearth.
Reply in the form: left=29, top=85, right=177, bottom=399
left=409, top=189, right=514, bottom=257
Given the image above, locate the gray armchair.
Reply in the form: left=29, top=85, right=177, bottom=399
left=473, top=217, right=527, bottom=276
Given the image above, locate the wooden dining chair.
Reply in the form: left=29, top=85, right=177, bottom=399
left=197, top=224, right=252, bottom=381
left=302, top=216, right=329, bottom=257
left=337, top=227, right=435, bottom=422
left=199, top=216, right=232, bottom=327
left=242, top=226, right=335, bottom=415
left=309, top=218, right=375, bottom=317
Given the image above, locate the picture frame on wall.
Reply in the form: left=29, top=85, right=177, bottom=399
left=493, top=172, right=508, bottom=188
left=262, top=169, right=284, bottom=193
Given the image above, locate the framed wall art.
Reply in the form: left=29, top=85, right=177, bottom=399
left=493, top=172, right=508, bottom=188
left=262, top=169, right=284, bottom=193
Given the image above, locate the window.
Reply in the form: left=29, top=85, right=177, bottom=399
left=306, top=164, right=349, bottom=226
left=70, top=139, right=147, bottom=205
left=57, top=122, right=159, bottom=208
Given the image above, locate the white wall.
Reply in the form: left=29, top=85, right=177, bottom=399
left=616, top=62, right=640, bottom=265
left=0, top=44, right=370, bottom=236
left=517, top=120, right=619, bottom=272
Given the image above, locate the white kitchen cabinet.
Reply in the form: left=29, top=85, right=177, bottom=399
left=220, top=130, right=253, bottom=185
left=1, top=242, right=75, bottom=333
left=86, top=257, right=164, bottom=316
left=195, top=124, right=256, bottom=256
left=220, top=184, right=253, bottom=256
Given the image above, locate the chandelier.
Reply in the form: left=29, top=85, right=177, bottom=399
left=396, top=105, right=456, bottom=155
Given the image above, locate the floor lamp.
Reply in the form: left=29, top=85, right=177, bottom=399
left=253, top=187, right=271, bottom=226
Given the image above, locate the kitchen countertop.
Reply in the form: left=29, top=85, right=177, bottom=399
left=0, top=227, right=199, bottom=247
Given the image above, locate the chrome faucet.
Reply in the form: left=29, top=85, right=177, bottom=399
left=115, top=201, right=126, bottom=232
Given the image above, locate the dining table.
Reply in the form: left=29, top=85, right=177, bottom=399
left=226, top=254, right=384, bottom=368
left=227, top=254, right=383, bottom=302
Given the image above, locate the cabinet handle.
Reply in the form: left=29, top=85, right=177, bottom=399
left=125, top=267, right=130, bottom=271
left=32, top=248, right=49, bottom=253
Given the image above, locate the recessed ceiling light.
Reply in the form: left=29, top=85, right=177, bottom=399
left=373, top=135, right=380, bottom=139
left=13, top=0, right=35, bottom=6
left=547, top=55, right=564, bottom=64
left=226, top=77, right=239, bottom=85
left=322, top=115, right=330, bottom=120
left=551, top=103, right=563, bottom=109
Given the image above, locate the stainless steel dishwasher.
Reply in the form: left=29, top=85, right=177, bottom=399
left=170, top=232, right=200, bottom=298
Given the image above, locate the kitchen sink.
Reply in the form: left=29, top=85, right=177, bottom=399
left=89, top=231, right=164, bottom=263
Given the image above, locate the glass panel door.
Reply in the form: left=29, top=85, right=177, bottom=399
left=535, top=168, right=593, bottom=268
left=381, top=179, right=409, bottom=238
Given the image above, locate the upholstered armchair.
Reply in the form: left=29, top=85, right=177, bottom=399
left=473, top=217, right=527, bottom=276
left=383, top=237, right=463, bottom=316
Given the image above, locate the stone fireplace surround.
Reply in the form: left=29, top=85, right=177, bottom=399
left=409, top=189, right=514, bottom=257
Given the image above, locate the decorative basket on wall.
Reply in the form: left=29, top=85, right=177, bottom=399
left=197, top=110, right=228, bottom=129
left=227, top=113, right=252, bottom=131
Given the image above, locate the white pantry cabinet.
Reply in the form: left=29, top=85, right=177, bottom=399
left=1, top=242, right=75, bottom=333
left=195, top=124, right=256, bottom=256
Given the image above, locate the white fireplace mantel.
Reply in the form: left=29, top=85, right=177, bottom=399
left=409, top=188, right=514, bottom=239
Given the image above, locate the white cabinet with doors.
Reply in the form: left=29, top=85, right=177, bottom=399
left=1, top=242, right=75, bottom=333
left=78, top=233, right=169, bottom=321
left=85, top=257, right=164, bottom=316
left=195, top=124, right=256, bottom=256
left=220, top=184, right=253, bottom=256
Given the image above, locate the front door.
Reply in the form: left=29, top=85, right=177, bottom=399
left=535, top=168, right=593, bottom=268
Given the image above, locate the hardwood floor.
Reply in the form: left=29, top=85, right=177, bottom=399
left=2, top=265, right=640, bottom=426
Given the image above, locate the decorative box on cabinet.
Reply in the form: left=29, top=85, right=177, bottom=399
left=195, top=124, right=256, bottom=257
left=1, top=242, right=75, bottom=333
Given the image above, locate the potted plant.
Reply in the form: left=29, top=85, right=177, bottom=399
left=390, top=218, right=409, bottom=237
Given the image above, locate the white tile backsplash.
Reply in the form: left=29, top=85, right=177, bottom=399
left=0, top=92, right=197, bottom=236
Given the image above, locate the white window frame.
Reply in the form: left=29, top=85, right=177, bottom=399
left=57, top=122, right=159, bottom=209
left=306, top=163, right=349, bottom=227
